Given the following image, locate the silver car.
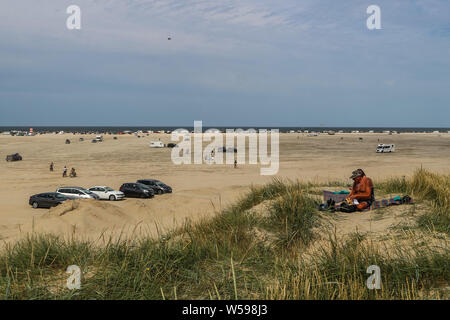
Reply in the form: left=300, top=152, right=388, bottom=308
left=56, top=187, right=99, bottom=200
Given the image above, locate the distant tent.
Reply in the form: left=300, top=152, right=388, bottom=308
left=6, top=153, right=22, bottom=162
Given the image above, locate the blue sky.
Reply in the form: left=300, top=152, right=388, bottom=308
left=0, top=0, right=449, bottom=127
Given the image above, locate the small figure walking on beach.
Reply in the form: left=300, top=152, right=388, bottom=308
left=63, top=166, right=67, bottom=177
left=234, top=159, right=237, bottom=169
left=50, top=162, right=54, bottom=172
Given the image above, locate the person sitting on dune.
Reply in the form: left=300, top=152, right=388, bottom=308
left=341, top=169, right=374, bottom=212
left=70, top=167, right=77, bottom=178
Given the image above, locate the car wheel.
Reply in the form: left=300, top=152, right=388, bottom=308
left=109, top=195, right=116, bottom=201
left=32, top=202, right=39, bottom=209
left=157, top=189, right=163, bottom=195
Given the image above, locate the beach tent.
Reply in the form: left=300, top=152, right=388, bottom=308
left=6, top=153, right=22, bottom=162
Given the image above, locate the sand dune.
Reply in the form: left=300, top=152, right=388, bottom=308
left=1, top=132, right=449, bottom=243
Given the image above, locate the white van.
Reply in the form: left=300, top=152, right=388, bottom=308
left=150, top=141, right=165, bottom=148
left=376, top=144, right=395, bottom=153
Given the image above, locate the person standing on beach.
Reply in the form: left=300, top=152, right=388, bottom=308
left=63, top=166, right=67, bottom=177
left=50, top=162, right=54, bottom=172
left=234, top=159, right=237, bottom=169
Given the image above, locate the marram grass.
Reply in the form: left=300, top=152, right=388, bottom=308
left=0, top=171, right=448, bottom=300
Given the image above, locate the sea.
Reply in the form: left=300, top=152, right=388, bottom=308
left=0, top=126, right=449, bottom=134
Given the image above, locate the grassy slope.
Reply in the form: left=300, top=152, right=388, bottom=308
left=0, top=170, right=448, bottom=300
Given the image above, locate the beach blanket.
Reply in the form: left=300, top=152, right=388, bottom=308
left=369, top=196, right=414, bottom=210
left=334, top=195, right=414, bottom=212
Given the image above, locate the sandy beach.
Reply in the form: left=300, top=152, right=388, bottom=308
left=1, top=132, right=449, bottom=243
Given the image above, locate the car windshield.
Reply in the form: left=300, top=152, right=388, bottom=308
left=104, top=187, right=114, bottom=191
left=155, top=181, right=165, bottom=186
left=136, top=183, right=150, bottom=190
left=55, top=194, right=66, bottom=199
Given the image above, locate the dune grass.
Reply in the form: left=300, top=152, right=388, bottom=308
left=378, top=169, right=450, bottom=233
left=0, top=171, right=448, bottom=300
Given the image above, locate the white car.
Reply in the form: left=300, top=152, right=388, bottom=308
left=150, top=141, right=165, bottom=148
left=88, top=186, right=124, bottom=201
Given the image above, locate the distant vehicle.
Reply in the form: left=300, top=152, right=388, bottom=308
left=217, top=147, right=237, bottom=153
left=56, top=187, right=100, bottom=200
left=119, top=183, right=155, bottom=198
left=91, top=139, right=98, bottom=143
left=79, top=137, right=84, bottom=142
left=88, top=186, right=124, bottom=201
left=29, top=192, right=68, bottom=209
left=376, top=144, right=395, bottom=153
left=167, top=143, right=177, bottom=148
left=65, top=139, right=71, bottom=144
left=150, top=141, right=165, bottom=148
left=95, top=135, right=103, bottom=142
left=6, top=153, right=22, bottom=162
left=137, top=179, right=172, bottom=194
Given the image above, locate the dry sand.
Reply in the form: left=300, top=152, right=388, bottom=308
left=1, top=132, right=449, bottom=244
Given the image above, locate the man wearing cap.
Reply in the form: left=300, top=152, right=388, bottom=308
left=346, top=169, right=374, bottom=211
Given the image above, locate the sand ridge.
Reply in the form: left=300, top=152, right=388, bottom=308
left=1, top=132, right=449, bottom=243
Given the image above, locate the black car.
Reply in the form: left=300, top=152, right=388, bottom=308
left=119, top=183, right=155, bottom=198
left=6, top=153, right=22, bottom=162
left=29, top=192, right=68, bottom=209
left=137, top=179, right=172, bottom=194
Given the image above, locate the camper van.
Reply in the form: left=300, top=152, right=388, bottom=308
left=376, top=144, right=395, bottom=153
left=149, top=141, right=165, bottom=148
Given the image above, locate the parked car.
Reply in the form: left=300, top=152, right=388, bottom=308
left=65, top=139, right=71, bottom=144
left=29, top=192, right=68, bottom=209
left=137, top=179, right=172, bottom=194
left=6, top=153, right=22, bottom=162
left=376, top=144, right=395, bottom=153
left=56, top=187, right=100, bottom=200
left=88, top=186, right=125, bottom=201
left=119, top=183, right=155, bottom=198
left=150, top=141, right=165, bottom=148
left=167, top=143, right=177, bottom=148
